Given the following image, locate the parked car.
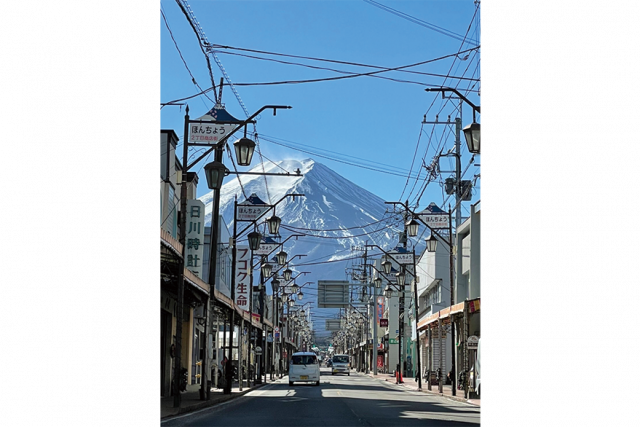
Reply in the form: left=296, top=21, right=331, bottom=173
left=289, top=352, right=321, bottom=386
left=331, top=354, right=350, bottom=376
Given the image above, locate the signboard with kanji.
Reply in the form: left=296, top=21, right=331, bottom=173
left=185, top=200, right=205, bottom=278
left=235, top=245, right=251, bottom=309
left=377, top=297, right=385, bottom=325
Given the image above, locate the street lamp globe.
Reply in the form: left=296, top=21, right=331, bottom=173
left=463, top=122, right=481, bottom=154
left=271, top=278, right=280, bottom=292
left=283, top=268, right=293, bottom=281
left=291, top=282, right=299, bottom=293
left=298, top=292, right=303, bottom=300
left=276, top=250, right=288, bottom=265
left=382, top=259, right=392, bottom=275
left=406, top=218, right=419, bottom=237
left=426, top=234, right=438, bottom=253
left=233, top=137, right=256, bottom=166
left=396, top=271, right=406, bottom=286
left=261, top=262, right=272, bottom=278
left=267, top=215, right=282, bottom=235
left=374, top=277, right=382, bottom=289
left=288, top=299, right=295, bottom=307
left=247, top=231, right=262, bottom=251
left=203, top=161, right=228, bottom=190
left=384, top=285, right=393, bottom=298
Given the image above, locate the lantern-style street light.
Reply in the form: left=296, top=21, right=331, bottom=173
left=425, top=87, right=480, bottom=155
left=276, top=250, right=288, bottom=265
left=426, top=234, right=438, bottom=253
left=233, top=136, right=256, bottom=166
left=382, top=258, right=392, bottom=275
left=406, top=218, right=419, bottom=237
left=283, top=268, right=293, bottom=281
left=267, top=215, right=282, bottom=235
left=247, top=231, right=262, bottom=251
left=203, top=161, right=229, bottom=190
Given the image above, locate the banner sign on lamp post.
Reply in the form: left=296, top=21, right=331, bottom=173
left=417, top=202, right=449, bottom=229
left=188, top=105, right=242, bottom=144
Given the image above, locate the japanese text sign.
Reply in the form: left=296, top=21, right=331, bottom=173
left=236, top=204, right=270, bottom=222
left=235, top=245, right=251, bottom=311
left=388, top=251, right=415, bottom=265
left=188, top=122, right=237, bottom=144
left=417, top=213, right=449, bottom=229
left=185, top=200, right=205, bottom=278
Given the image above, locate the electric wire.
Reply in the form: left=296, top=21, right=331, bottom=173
left=362, top=0, right=479, bottom=46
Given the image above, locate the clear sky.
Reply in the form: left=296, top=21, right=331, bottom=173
left=161, top=0, right=481, bottom=213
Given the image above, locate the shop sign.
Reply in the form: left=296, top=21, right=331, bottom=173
left=389, top=338, right=398, bottom=344
left=186, top=200, right=205, bottom=278
left=236, top=204, right=270, bottom=222
left=380, top=319, right=388, bottom=327
left=235, top=245, right=251, bottom=309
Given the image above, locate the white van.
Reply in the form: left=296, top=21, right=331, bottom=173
left=331, top=354, right=350, bottom=376
left=289, top=352, right=320, bottom=386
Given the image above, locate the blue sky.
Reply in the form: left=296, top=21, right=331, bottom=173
left=161, top=0, right=480, bottom=213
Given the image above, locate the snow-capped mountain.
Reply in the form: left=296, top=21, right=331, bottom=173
left=199, top=158, right=403, bottom=340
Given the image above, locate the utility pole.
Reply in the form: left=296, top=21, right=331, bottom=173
left=422, top=102, right=464, bottom=396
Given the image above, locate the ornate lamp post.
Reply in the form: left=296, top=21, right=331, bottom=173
left=176, top=104, right=291, bottom=406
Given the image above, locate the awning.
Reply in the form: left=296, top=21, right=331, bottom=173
left=161, top=228, right=183, bottom=257
left=183, top=268, right=210, bottom=295
left=417, top=299, right=477, bottom=331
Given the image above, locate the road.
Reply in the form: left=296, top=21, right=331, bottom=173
left=162, top=367, right=480, bottom=426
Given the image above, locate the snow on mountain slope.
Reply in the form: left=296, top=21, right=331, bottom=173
left=199, top=158, right=402, bottom=339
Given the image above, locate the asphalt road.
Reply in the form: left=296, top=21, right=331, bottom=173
left=162, top=367, right=480, bottom=426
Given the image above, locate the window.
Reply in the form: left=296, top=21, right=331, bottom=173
left=292, top=355, right=318, bottom=365
left=332, top=355, right=349, bottom=364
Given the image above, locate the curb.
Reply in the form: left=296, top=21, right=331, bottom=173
left=370, top=375, right=480, bottom=407
left=161, top=381, right=272, bottom=420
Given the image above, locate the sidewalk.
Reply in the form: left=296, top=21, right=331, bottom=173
left=366, top=371, right=480, bottom=407
left=161, top=377, right=281, bottom=420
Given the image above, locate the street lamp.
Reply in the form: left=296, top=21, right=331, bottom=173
left=261, top=261, right=272, bottom=279
left=387, top=200, right=457, bottom=395
left=395, top=271, right=406, bottom=286
left=384, top=285, right=393, bottom=298
left=374, top=277, right=382, bottom=289
left=203, top=161, right=229, bottom=190
left=276, top=250, right=288, bottom=265
left=426, top=234, right=438, bottom=253
left=291, top=282, right=299, bottom=293
left=425, top=87, right=480, bottom=155
left=267, top=215, right=282, bottom=235
left=382, top=258, right=392, bottom=275
left=463, top=122, right=481, bottom=154
left=405, top=218, right=419, bottom=237
left=283, top=268, right=293, bottom=281
left=175, top=103, right=292, bottom=404
left=247, top=231, right=262, bottom=251
left=297, top=292, right=303, bottom=300
left=233, top=136, right=256, bottom=166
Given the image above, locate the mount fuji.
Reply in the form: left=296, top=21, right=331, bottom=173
left=199, top=158, right=402, bottom=341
